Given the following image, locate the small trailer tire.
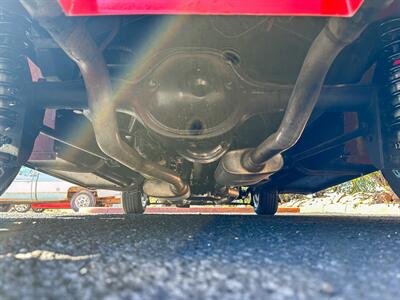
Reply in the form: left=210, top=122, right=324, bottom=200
left=70, top=190, right=96, bottom=212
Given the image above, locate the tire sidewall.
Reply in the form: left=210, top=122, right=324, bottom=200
left=382, top=169, right=400, bottom=196
left=70, top=190, right=96, bottom=212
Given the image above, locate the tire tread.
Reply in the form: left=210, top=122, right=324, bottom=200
left=252, top=189, right=279, bottom=215
left=122, top=191, right=145, bottom=214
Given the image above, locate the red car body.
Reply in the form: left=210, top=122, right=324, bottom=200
left=58, top=0, right=364, bottom=16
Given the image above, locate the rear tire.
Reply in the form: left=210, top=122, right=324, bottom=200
left=70, top=190, right=96, bottom=212
left=13, top=204, right=31, bottom=213
left=32, top=208, right=45, bottom=213
left=122, top=190, right=148, bottom=214
left=251, top=189, right=279, bottom=215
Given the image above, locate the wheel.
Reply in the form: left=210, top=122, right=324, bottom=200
left=251, top=189, right=279, bottom=215
left=70, top=190, right=96, bottom=212
left=0, top=204, right=11, bottom=212
left=13, top=204, right=31, bottom=213
left=122, top=190, right=148, bottom=214
left=32, top=208, right=45, bottom=213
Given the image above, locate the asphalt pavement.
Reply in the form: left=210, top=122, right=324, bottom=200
left=0, top=213, right=400, bottom=300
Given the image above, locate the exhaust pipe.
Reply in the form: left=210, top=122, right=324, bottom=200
left=216, top=0, right=394, bottom=186
left=20, top=0, right=190, bottom=199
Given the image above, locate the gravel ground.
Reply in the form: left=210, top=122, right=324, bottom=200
left=0, top=213, right=400, bottom=299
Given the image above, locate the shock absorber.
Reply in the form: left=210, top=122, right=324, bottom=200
left=0, top=6, right=31, bottom=166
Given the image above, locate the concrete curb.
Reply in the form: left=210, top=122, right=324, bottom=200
left=299, top=203, right=400, bottom=215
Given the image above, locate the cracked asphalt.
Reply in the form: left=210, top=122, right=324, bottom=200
left=0, top=213, right=400, bottom=299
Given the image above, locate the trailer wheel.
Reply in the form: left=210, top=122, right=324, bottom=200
left=251, top=189, right=279, bottom=215
left=70, top=190, right=96, bottom=212
left=13, top=204, right=31, bottom=213
left=32, top=208, right=45, bottom=213
left=122, top=190, right=148, bottom=214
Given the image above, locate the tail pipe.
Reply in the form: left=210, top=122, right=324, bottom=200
left=20, top=0, right=190, bottom=199
left=215, top=0, right=394, bottom=187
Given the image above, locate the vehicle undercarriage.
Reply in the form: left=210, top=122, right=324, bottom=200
left=0, top=0, right=399, bottom=214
